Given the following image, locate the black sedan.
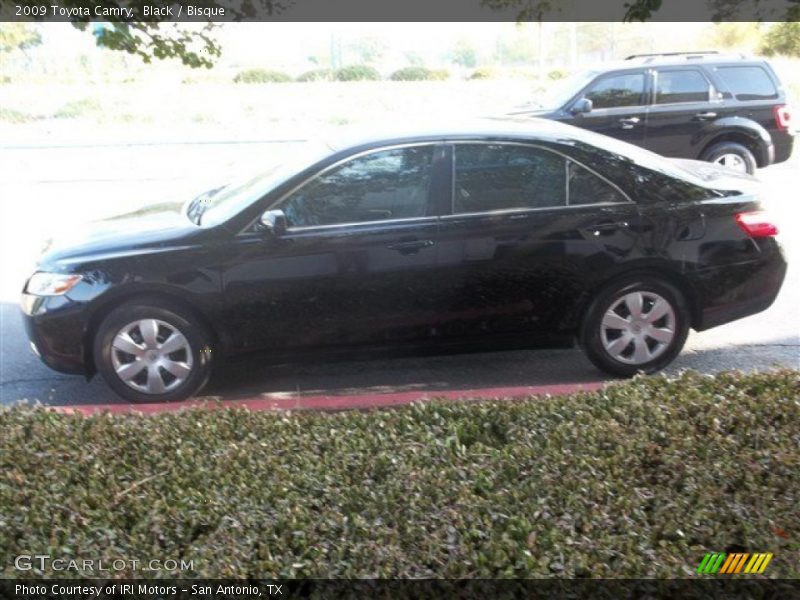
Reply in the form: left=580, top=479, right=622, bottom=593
left=21, top=119, right=787, bottom=402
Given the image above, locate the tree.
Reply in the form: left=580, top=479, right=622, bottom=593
left=0, top=24, right=42, bottom=56
left=624, top=0, right=800, bottom=22
left=705, top=23, right=763, bottom=52
left=760, top=22, right=800, bottom=57
left=346, top=36, right=387, bottom=65
left=9, top=0, right=292, bottom=68
left=76, top=22, right=221, bottom=69
left=481, top=0, right=799, bottom=23
left=447, top=38, right=478, bottom=68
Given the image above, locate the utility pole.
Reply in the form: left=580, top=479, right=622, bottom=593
left=538, top=21, right=545, bottom=79
left=569, top=22, right=578, bottom=68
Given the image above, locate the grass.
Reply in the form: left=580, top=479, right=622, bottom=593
left=52, top=98, right=102, bottom=119
left=0, top=107, right=37, bottom=123
left=1, top=370, right=798, bottom=579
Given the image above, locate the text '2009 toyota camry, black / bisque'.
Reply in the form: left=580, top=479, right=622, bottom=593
left=21, top=119, right=787, bottom=402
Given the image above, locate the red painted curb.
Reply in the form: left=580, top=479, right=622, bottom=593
left=50, top=382, right=606, bottom=416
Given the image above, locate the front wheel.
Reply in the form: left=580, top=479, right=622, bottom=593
left=93, top=301, right=213, bottom=402
left=580, top=278, right=690, bottom=377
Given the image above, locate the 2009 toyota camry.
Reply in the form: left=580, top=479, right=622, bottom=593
left=21, top=119, right=786, bottom=402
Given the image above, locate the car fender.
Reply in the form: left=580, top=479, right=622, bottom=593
left=693, top=116, right=773, bottom=165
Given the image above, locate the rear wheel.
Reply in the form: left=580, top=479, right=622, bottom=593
left=93, top=301, right=213, bottom=402
left=580, top=277, right=690, bottom=377
left=700, top=141, right=757, bottom=175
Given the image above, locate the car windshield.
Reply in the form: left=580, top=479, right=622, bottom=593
left=514, top=70, right=599, bottom=111
left=190, top=141, right=333, bottom=227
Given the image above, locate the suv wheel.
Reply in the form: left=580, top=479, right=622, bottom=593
left=701, top=141, right=756, bottom=175
left=580, top=277, right=690, bottom=377
left=93, top=301, right=214, bottom=402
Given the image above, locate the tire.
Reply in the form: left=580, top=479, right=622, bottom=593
left=580, top=277, right=690, bottom=378
left=93, top=300, right=214, bottom=402
left=700, top=141, right=757, bottom=175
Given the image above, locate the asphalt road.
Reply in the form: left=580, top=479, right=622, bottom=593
left=1, top=141, right=798, bottom=406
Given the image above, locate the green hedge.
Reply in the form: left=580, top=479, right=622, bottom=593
left=335, top=65, right=381, bottom=81
left=1, top=371, right=798, bottom=578
left=469, top=67, right=496, bottom=80
left=390, top=67, right=449, bottom=81
left=233, top=69, right=292, bottom=84
left=296, top=68, right=335, bottom=82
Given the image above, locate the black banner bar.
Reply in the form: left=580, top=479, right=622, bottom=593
left=2, top=0, right=799, bottom=22
left=2, top=579, right=800, bottom=600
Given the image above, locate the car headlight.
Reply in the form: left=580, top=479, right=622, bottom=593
left=25, top=272, right=83, bottom=296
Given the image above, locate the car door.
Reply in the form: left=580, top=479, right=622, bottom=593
left=219, top=143, right=449, bottom=352
left=435, top=141, right=641, bottom=340
left=570, top=70, right=649, bottom=145
left=643, top=67, right=719, bottom=157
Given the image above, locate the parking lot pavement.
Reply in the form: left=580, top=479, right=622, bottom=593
left=0, top=142, right=797, bottom=407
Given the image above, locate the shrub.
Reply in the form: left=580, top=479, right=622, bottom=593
left=52, top=98, right=101, bottom=119
left=296, top=68, right=335, bottom=82
left=0, top=107, right=34, bottom=123
left=548, top=69, right=568, bottom=80
left=1, top=370, right=798, bottom=578
left=233, top=68, right=292, bottom=84
left=335, top=65, right=381, bottom=82
left=469, top=67, right=496, bottom=80
left=389, top=66, right=449, bottom=81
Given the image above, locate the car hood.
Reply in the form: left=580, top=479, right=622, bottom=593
left=38, top=201, right=202, bottom=266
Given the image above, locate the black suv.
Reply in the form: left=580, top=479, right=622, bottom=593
left=512, top=51, right=794, bottom=174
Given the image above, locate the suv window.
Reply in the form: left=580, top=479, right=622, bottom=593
left=281, top=146, right=434, bottom=227
left=655, top=70, right=710, bottom=104
left=567, top=161, right=629, bottom=205
left=585, top=73, right=645, bottom=109
left=453, top=144, right=566, bottom=213
left=715, top=66, right=778, bottom=101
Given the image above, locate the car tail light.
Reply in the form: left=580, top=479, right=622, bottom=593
left=735, top=211, right=779, bottom=238
left=773, top=104, right=792, bottom=132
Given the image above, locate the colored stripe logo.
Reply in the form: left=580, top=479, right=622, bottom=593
left=697, top=552, right=773, bottom=574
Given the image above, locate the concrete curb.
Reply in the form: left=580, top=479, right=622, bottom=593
left=50, top=382, right=606, bottom=416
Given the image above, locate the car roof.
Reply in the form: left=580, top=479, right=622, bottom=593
left=599, top=53, right=767, bottom=71
left=320, top=116, right=721, bottom=190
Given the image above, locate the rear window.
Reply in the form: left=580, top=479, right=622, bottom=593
left=715, top=66, right=778, bottom=101
left=655, top=70, right=710, bottom=104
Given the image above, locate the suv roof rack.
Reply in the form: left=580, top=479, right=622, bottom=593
left=625, top=51, right=720, bottom=60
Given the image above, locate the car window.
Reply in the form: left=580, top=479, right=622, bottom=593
left=567, top=161, right=629, bottom=205
left=281, top=146, right=435, bottom=227
left=585, top=73, right=645, bottom=109
left=715, top=66, right=778, bottom=101
left=453, top=144, right=566, bottom=213
left=655, top=70, right=710, bottom=104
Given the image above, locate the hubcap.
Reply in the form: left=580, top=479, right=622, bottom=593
left=110, top=319, right=193, bottom=395
left=600, top=291, right=676, bottom=365
left=713, top=153, right=747, bottom=173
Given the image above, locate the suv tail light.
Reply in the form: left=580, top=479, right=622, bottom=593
left=735, top=211, right=779, bottom=238
left=773, top=104, right=792, bottom=132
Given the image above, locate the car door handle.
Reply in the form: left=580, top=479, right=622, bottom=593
left=694, top=111, right=717, bottom=120
left=619, top=117, right=640, bottom=129
left=386, top=239, right=435, bottom=254
left=585, top=221, right=629, bottom=237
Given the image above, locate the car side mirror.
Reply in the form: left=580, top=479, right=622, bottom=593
left=571, top=97, right=593, bottom=115
left=259, top=209, right=287, bottom=236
